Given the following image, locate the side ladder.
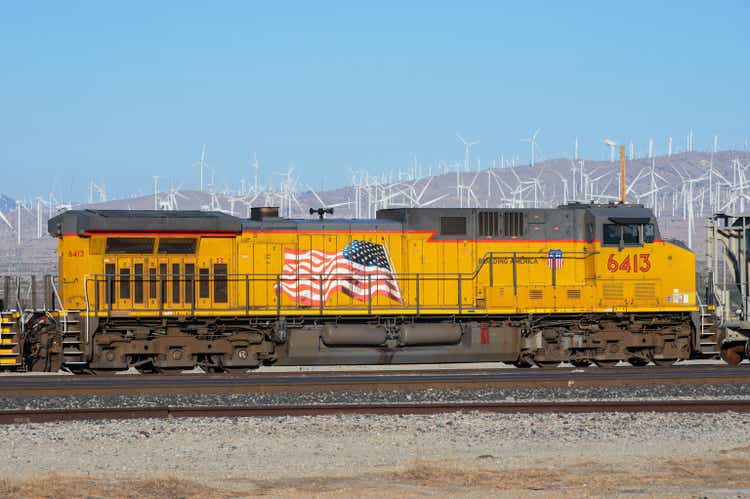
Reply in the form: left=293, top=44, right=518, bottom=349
left=0, top=311, right=23, bottom=369
left=60, top=310, right=86, bottom=369
left=698, top=303, right=720, bottom=356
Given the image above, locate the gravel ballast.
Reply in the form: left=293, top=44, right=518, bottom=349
left=1, top=411, right=750, bottom=496
left=0, top=382, right=748, bottom=410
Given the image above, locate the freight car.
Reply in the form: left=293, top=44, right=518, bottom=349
left=0, top=203, right=722, bottom=372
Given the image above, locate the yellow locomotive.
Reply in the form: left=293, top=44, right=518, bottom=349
left=20, top=203, right=699, bottom=372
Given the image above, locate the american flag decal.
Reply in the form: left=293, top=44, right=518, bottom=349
left=279, top=240, right=403, bottom=306
left=547, top=249, right=563, bottom=269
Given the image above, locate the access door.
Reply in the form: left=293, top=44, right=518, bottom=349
left=197, top=238, right=234, bottom=310
left=252, top=242, right=282, bottom=311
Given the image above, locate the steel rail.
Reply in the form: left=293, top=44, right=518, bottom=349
left=0, top=366, right=750, bottom=397
left=0, top=399, right=748, bottom=425
left=0, top=365, right=747, bottom=397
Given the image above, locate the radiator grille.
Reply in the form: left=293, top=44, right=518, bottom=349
left=634, top=282, right=656, bottom=300
left=567, top=289, right=581, bottom=300
left=602, top=282, right=624, bottom=300
left=529, top=289, right=543, bottom=300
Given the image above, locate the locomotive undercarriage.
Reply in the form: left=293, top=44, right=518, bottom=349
left=519, top=313, right=694, bottom=368
left=23, top=312, right=695, bottom=373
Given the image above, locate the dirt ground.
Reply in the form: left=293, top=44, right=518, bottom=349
left=1, top=448, right=749, bottom=497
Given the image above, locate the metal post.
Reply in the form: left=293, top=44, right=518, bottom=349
left=191, top=274, right=195, bottom=315
left=367, top=274, right=372, bottom=314
left=43, top=274, right=50, bottom=310
left=512, top=252, right=518, bottom=296
left=245, top=275, right=250, bottom=315
left=744, top=218, right=749, bottom=318
left=50, top=276, right=56, bottom=311
left=3, top=276, right=9, bottom=309
left=415, top=273, right=420, bottom=315
left=276, top=275, right=281, bottom=316
left=158, top=272, right=163, bottom=314
left=319, top=274, right=324, bottom=315
left=457, top=274, right=463, bottom=314
left=94, top=276, right=100, bottom=313
left=31, top=275, right=37, bottom=310
left=107, top=273, right=113, bottom=317
left=489, top=254, right=494, bottom=287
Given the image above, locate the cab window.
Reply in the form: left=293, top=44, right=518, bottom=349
left=603, top=223, right=649, bottom=247
left=622, top=224, right=640, bottom=245
left=603, top=224, right=620, bottom=245
left=644, top=224, right=655, bottom=243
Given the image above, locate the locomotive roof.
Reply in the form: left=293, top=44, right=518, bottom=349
left=48, top=209, right=243, bottom=236
left=48, top=203, right=655, bottom=237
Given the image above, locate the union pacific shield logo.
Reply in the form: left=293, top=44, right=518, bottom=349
left=547, top=249, right=563, bottom=270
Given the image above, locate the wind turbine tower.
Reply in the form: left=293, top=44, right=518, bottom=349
left=153, top=176, right=159, bottom=210
left=605, top=138, right=617, bottom=163
left=521, top=129, right=541, bottom=167
left=252, top=153, right=260, bottom=194
left=456, top=133, right=479, bottom=172
left=195, top=144, right=207, bottom=192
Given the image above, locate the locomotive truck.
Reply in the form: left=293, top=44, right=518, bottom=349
left=0, top=203, right=727, bottom=373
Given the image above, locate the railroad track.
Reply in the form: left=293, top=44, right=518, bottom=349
left=0, top=365, right=747, bottom=397
left=1, top=399, right=748, bottom=424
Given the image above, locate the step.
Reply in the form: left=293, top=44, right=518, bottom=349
left=63, top=349, right=84, bottom=355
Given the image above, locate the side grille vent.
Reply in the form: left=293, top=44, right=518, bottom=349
left=634, top=282, right=656, bottom=300
left=567, top=289, right=581, bottom=300
left=529, top=289, right=543, bottom=300
left=603, top=283, right=624, bottom=300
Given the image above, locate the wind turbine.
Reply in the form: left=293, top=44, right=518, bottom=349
left=456, top=133, right=479, bottom=172
left=521, top=129, right=541, bottom=167
left=305, top=184, right=351, bottom=214
left=604, top=138, right=617, bottom=163
left=194, top=144, right=207, bottom=192
left=251, top=153, right=260, bottom=194
left=152, top=176, right=159, bottom=210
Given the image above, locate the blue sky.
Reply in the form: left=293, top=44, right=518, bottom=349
left=1, top=1, right=747, bottom=200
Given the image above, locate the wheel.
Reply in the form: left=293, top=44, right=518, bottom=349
left=535, top=361, right=560, bottom=369
left=594, top=360, right=619, bottom=368
left=512, top=360, right=534, bottom=368
left=720, top=344, right=745, bottom=367
left=652, top=359, right=677, bottom=367
left=570, top=360, right=592, bottom=368
left=628, top=357, right=649, bottom=367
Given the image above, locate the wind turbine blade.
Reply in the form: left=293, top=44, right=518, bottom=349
left=305, top=184, right=328, bottom=208
left=421, top=194, right=449, bottom=206
left=0, top=211, right=12, bottom=230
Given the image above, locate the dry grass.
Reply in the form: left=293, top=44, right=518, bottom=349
left=2, top=447, right=750, bottom=498
left=0, top=474, right=231, bottom=499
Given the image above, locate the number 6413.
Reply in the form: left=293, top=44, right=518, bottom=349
left=607, top=254, right=651, bottom=273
